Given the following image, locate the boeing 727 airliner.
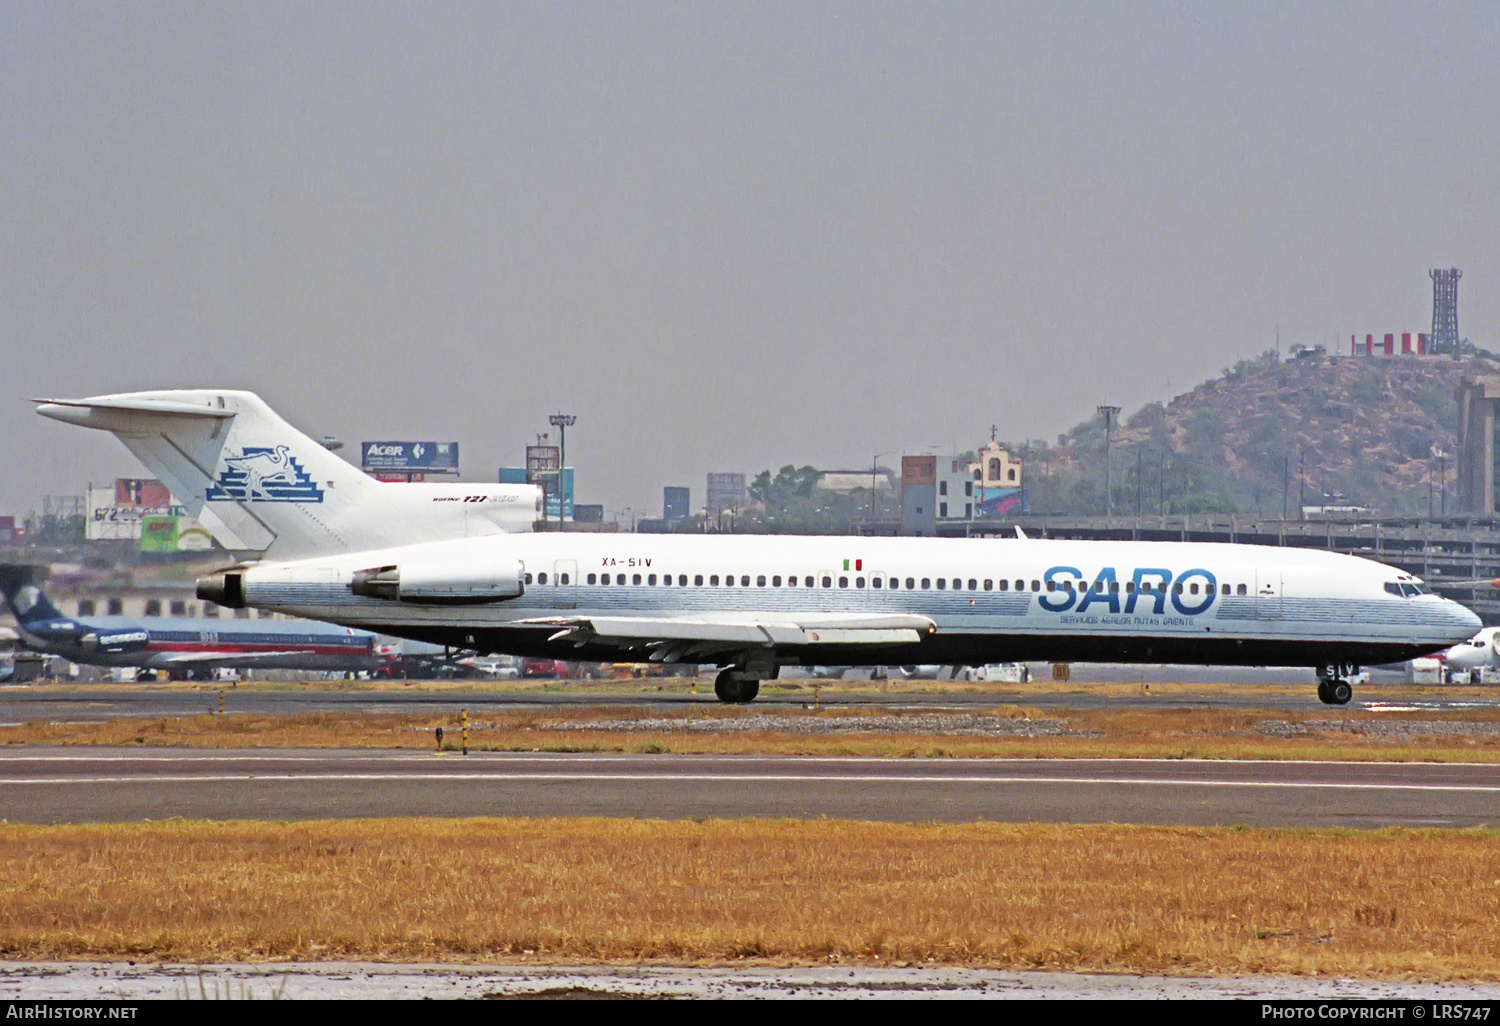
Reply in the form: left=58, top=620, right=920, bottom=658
left=33, top=390, right=1483, bottom=705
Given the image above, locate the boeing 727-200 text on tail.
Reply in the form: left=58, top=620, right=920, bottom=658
left=34, top=390, right=1482, bottom=705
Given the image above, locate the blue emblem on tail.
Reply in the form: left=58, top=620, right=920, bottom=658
left=207, top=445, right=324, bottom=503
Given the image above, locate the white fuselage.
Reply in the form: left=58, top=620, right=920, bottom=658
left=220, top=533, right=1482, bottom=670
left=1434, top=627, right=1500, bottom=674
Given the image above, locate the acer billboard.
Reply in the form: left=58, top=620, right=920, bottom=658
left=359, top=442, right=459, bottom=472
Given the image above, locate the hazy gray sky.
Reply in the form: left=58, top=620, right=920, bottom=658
left=4, top=1, right=1498, bottom=518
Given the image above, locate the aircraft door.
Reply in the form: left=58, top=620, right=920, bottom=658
left=1255, top=570, right=1282, bottom=621
left=553, top=560, right=577, bottom=609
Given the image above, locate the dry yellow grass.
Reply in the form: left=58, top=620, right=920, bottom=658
left=3, top=701, right=1499, bottom=762
left=1, top=818, right=1497, bottom=979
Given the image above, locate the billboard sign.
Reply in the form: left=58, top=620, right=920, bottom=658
left=139, top=515, right=215, bottom=553
left=503, top=465, right=573, bottom=518
left=525, top=447, right=573, bottom=519
left=139, top=515, right=179, bottom=553
left=545, top=468, right=574, bottom=520
left=88, top=481, right=210, bottom=544
left=975, top=487, right=1025, bottom=519
left=360, top=442, right=459, bottom=471
left=116, top=479, right=172, bottom=508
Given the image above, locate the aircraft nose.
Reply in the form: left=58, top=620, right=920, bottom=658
left=1449, top=600, right=1483, bottom=638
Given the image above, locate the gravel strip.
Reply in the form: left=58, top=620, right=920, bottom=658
left=535, top=714, right=1093, bottom=737
left=1257, top=718, right=1500, bottom=741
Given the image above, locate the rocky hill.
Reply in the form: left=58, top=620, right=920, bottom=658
left=1022, top=349, right=1497, bottom=517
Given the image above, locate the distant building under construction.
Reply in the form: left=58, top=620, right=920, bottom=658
left=1457, top=374, right=1500, bottom=513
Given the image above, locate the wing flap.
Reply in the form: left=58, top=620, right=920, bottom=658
left=517, top=613, right=933, bottom=649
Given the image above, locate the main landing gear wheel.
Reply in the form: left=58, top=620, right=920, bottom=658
left=1315, top=663, right=1357, bottom=706
left=1317, top=678, right=1353, bottom=706
left=713, top=670, right=761, bottom=704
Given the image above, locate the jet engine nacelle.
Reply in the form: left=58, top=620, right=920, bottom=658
left=350, top=560, right=526, bottom=604
left=196, top=570, right=247, bottom=608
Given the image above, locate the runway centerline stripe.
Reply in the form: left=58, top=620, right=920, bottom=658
left=2, top=753, right=1494, bottom=768
left=6, top=773, right=1500, bottom=793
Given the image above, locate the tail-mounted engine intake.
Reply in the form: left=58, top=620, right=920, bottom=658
left=350, top=560, right=526, bottom=604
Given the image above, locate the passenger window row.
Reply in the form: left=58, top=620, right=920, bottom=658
left=514, top=572, right=1256, bottom=596
left=1046, top=580, right=1251, bottom=596
left=565, top=573, right=1053, bottom=591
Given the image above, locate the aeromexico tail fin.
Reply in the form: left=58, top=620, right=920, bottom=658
left=33, top=390, right=379, bottom=561
left=0, top=565, right=66, bottom=625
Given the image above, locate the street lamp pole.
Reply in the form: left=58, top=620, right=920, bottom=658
left=1299, top=450, right=1306, bottom=521
left=1136, top=447, right=1142, bottom=517
left=870, top=452, right=895, bottom=527
left=1097, top=405, right=1121, bottom=517
left=1282, top=455, right=1289, bottom=520
left=548, top=412, right=576, bottom=526
left=1434, top=448, right=1448, bottom=517
left=1158, top=449, right=1165, bottom=516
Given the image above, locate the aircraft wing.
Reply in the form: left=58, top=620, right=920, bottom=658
left=514, top=613, right=935, bottom=662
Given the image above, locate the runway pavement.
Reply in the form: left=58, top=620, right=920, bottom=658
left=8, top=961, right=1500, bottom=1000
left=3, top=673, right=1497, bottom=723
left=2, top=747, right=1497, bottom=828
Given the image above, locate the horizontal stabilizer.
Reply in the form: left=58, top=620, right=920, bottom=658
left=34, top=396, right=236, bottom=425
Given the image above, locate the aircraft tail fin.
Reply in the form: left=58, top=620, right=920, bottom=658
left=33, top=390, right=382, bottom=561
left=0, top=565, right=67, bottom=625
